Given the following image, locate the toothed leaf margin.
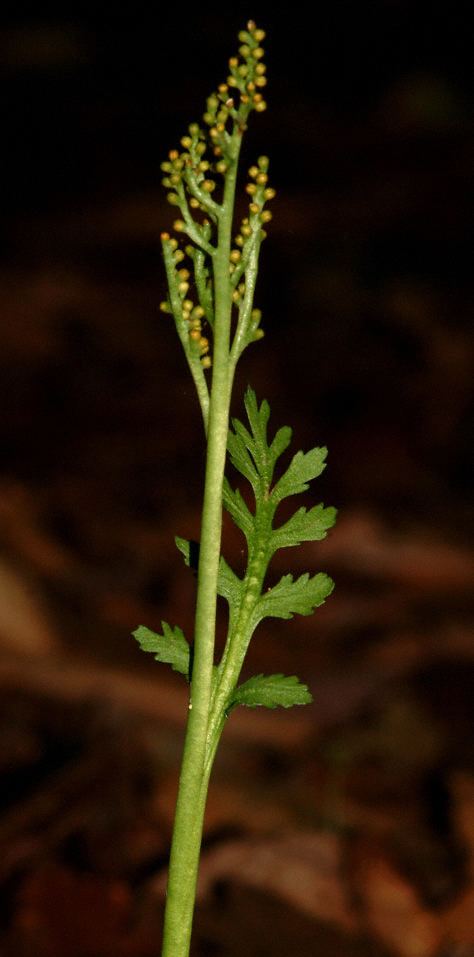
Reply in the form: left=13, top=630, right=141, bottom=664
left=229, top=673, right=313, bottom=710
left=133, top=623, right=190, bottom=679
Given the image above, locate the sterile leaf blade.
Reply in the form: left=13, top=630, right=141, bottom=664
left=133, top=622, right=190, bottom=678
left=272, top=446, right=328, bottom=504
left=253, top=571, right=334, bottom=624
left=272, top=503, right=337, bottom=552
left=230, top=673, right=313, bottom=710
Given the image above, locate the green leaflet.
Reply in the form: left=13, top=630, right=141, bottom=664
left=133, top=623, right=190, bottom=679
left=270, top=503, right=337, bottom=552
left=227, top=388, right=292, bottom=495
left=271, top=446, right=328, bottom=504
left=175, top=536, right=242, bottom=617
left=175, top=535, right=199, bottom=571
left=225, top=387, right=337, bottom=557
left=230, top=673, right=313, bottom=710
left=252, top=571, right=334, bottom=625
left=216, top=555, right=242, bottom=612
left=222, top=478, right=253, bottom=540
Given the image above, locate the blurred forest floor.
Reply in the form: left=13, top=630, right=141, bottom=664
left=1, top=10, right=473, bottom=957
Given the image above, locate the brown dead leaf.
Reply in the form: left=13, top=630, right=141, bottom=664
left=319, top=510, right=474, bottom=592
left=0, top=558, right=59, bottom=655
left=440, top=773, right=474, bottom=948
left=450, top=773, right=474, bottom=871
left=153, top=830, right=357, bottom=935
left=11, top=864, right=138, bottom=956
left=442, top=886, right=474, bottom=948
left=359, top=854, right=443, bottom=957
left=153, top=771, right=294, bottom=835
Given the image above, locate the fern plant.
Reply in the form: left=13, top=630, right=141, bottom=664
left=133, top=21, right=336, bottom=957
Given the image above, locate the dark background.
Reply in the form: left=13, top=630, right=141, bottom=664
left=0, top=4, right=473, bottom=955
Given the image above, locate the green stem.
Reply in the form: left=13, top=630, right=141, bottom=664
left=161, top=132, right=243, bottom=957
left=205, top=499, right=274, bottom=775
